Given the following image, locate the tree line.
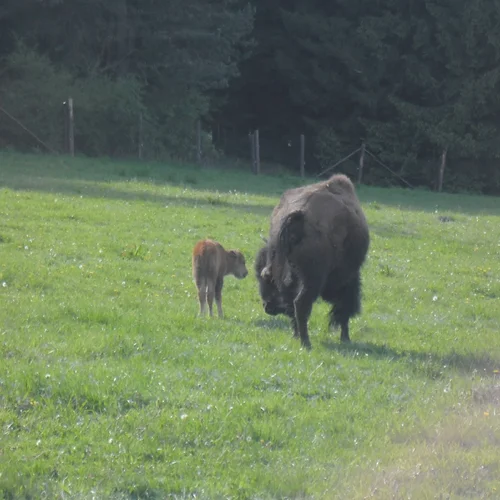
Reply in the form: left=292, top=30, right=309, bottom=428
left=1, top=0, right=499, bottom=193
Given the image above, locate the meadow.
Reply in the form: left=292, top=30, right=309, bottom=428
left=0, top=151, right=499, bottom=499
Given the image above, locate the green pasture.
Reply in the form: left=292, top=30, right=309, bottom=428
left=0, top=152, right=499, bottom=499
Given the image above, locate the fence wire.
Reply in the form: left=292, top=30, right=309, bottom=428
left=0, top=105, right=58, bottom=154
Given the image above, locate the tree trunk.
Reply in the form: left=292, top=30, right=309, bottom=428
left=115, top=0, right=129, bottom=74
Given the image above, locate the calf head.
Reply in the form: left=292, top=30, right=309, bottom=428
left=227, top=250, right=248, bottom=278
left=255, top=246, right=291, bottom=316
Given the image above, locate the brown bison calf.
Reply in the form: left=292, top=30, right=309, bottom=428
left=192, top=239, right=248, bottom=318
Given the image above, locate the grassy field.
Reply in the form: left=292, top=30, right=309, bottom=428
left=0, top=151, right=499, bottom=499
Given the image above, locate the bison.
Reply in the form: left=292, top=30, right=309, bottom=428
left=192, top=239, right=248, bottom=318
left=255, top=174, right=369, bottom=349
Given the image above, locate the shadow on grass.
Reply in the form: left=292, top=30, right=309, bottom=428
left=321, top=338, right=499, bottom=378
left=0, top=152, right=303, bottom=199
left=255, top=317, right=499, bottom=378
left=358, top=185, right=500, bottom=217
left=253, top=318, right=291, bottom=330
left=2, top=152, right=499, bottom=216
left=2, top=174, right=275, bottom=216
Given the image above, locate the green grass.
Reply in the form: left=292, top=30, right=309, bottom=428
left=1, top=151, right=499, bottom=499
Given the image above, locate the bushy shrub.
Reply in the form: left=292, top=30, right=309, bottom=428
left=145, top=87, right=209, bottom=161
left=0, top=44, right=147, bottom=157
left=0, top=43, right=72, bottom=152
left=314, top=126, right=343, bottom=172
left=72, top=74, right=146, bottom=157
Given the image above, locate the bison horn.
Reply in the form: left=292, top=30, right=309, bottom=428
left=260, top=266, right=272, bottom=280
left=260, top=235, right=268, bottom=244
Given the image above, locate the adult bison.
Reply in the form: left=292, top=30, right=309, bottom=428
left=255, top=174, right=369, bottom=349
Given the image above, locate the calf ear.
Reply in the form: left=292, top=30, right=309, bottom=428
left=228, top=250, right=244, bottom=263
left=260, top=266, right=272, bottom=281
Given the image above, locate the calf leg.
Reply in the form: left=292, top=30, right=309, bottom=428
left=196, top=279, right=207, bottom=316
left=215, top=277, right=224, bottom=318
left=207, top=280, right=215, bottom=317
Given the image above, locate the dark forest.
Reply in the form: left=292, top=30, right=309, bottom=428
left=1, top=0, right=500, bottom=193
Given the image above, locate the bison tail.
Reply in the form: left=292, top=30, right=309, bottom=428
left=278, top=210, right=306, bottom=256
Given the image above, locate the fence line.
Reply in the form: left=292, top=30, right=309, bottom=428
left=316, top=147, right=362, bottom=178
left=365, top=149, right=414, bottom=189
left=0, top=99, right=414, bottom=188
left=315, top=143, right=414, bottom=188
left=0, top=104, right=58, bottom=155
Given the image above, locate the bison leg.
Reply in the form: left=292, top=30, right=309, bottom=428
left=293, top=287, right=317, bottom=349
left=215, top=277, right=224, bottom=318
left=328, top=303, right=351, bottom=342
left=280, top=284, right=299, bottom=337
left=329, top=273, right=361, bottom=343
left=339, top=320, right=350, bottom=343
left=291, top=316, right=299, bottom=338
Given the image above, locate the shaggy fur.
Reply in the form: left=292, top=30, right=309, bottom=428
left=192, top=239, right=248, bottom=318
left=255, top=174, right=369, bottom=349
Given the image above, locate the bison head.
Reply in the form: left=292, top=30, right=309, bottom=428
left=255, top=246, right=292, bottom=317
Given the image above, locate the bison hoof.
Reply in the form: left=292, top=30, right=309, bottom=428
left=301, top=340, right=312, bottom=350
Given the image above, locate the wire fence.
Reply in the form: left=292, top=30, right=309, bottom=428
left=0, top=100, right=413, bottom=188
left=0, top=104, right=58, bottom=155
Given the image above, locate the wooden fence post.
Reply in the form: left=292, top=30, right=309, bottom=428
left=300, top=134, right=305, bottom=177
left=255, top=129, right=260, bottom=175
left=437, top=147, right=447, bottom=192
left=249, top=131, right=256, bottom=173
left=63, top=101, right=69, bottom=153
left=357, top=141, right=365, bottom=185
left=196, top=120, right=202, bottom=165
left=138, top=113, right=144, bottom=160
left=67, top=97, right=74, bottom=157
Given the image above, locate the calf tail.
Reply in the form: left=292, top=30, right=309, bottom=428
left=192, top=252, right=210, bottom=284
left=192, top=254, right=202, bottom=281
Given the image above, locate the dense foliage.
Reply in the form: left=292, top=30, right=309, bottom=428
left=1, top=0, right=500, bottom=192
left=0, top=0, right=254, bottom=159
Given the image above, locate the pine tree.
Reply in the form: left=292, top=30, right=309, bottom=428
left=357, top=0, right=500, bottom=189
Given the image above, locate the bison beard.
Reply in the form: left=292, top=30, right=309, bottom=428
left=255, top=174, right=369, bottom=349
